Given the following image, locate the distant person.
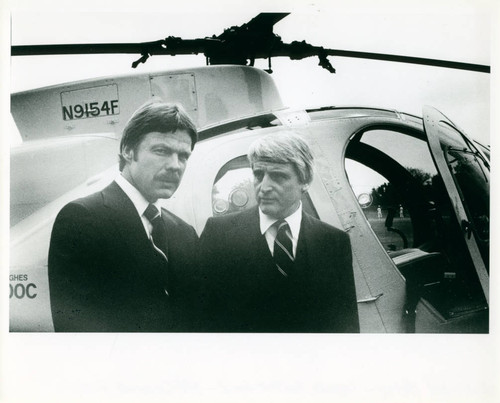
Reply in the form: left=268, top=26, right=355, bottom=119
left=377, top=205, right=383, bottom=220
left=200, top=132, right=359, bottom=332
left=399, top=205, right=404, bottom=218
left=48, top=101, right=199, bottom=332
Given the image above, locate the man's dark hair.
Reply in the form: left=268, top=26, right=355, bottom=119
left=119, top=100, right=198, bottom=171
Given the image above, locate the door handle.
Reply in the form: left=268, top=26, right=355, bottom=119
left=461, top=220, right=473, bottom=239
left=357, top=293, right=383, bottom=303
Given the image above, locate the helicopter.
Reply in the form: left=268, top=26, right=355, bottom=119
left=8, top=12, right=490, bottom=334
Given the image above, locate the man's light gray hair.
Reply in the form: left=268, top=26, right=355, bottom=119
left=247, top=132, right=314, bottom=184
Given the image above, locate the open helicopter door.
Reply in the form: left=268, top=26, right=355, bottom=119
left=422, top=106, right=489, bottom=305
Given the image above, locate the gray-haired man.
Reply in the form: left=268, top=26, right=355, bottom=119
left=200, top=132, right=359, bottom=332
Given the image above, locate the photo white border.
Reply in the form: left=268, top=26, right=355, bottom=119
left=1, top=1, right=499, bottom=402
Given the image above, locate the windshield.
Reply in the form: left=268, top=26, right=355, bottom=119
left=439, top=121, right=490, bottom=269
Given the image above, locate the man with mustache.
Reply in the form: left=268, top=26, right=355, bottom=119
left=200, top=132, right=359, bottom=332
left=48, top=101, right=199, bottom=332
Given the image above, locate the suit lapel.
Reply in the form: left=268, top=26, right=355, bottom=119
left=161, top=210, right=183, bottom=260
left=298, top=212, right=339, bottom=285
left=296, top=212, right=321, bottom=280
left=239, top=207, right=274, bottom=265
left=101, top=182, right=158, bottom=268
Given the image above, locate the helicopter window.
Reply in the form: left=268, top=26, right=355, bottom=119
left=437, top=121, right=490, bottom=268
left=345, top=129, right=438, bottom=252
left=345, top=159, right=413, bottom=251
left=345, top=128, right=488, bottom=324
left=212, top=155, right=319, bottom=218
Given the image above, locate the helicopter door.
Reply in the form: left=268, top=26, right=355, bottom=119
left=422, top=106, right=489, bottom=304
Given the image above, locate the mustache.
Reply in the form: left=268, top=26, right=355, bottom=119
left=155, top=173, right=181, bottom=182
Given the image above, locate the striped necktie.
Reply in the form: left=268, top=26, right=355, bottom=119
left=273, top=220, right=294, bottom=277
left=144, top=204, right=169, bottom=293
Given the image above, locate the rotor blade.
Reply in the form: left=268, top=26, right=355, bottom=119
left=271, top=42, right=490, bottom=73
left=12, top=38, right=490, bottom=74
left=11, top=38, right=212, bottom=57
left=12, top=43, right=153, bottom=56
left=325, top=48, right=490, bottom=73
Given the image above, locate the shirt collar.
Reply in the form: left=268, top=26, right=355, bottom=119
left=115, top=174, right=162, bottom=217
left=259, top=202, right=302, bottom=239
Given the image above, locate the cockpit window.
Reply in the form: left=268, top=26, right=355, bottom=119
left=345, top=128, right=488, bottom=323
left=212, top=155, right=319, bottom=218
left=346, top=129, right=438, bottom=252
left=212, top=156, right=257, bottom=216
left=438, top=121, right=490, bottom=266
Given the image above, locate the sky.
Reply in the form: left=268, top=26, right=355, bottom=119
left=8, top=3, right=493, bottom=146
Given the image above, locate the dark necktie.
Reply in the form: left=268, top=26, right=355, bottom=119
left=273, top=220, right=294, bottom=277
left=144, top=204, right=169, bottom=292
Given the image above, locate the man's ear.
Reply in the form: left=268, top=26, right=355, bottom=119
left=122, top=147, right=134, bottom=163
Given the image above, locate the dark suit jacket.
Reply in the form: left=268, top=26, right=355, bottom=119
left=199, top=207, right=359, bottom=333
left=48, top=181, right=199, bottom=332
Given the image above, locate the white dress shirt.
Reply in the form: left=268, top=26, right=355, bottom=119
left=115, top=174, right=162, bottom=238
left=259, top=202, right=302, bottom=257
